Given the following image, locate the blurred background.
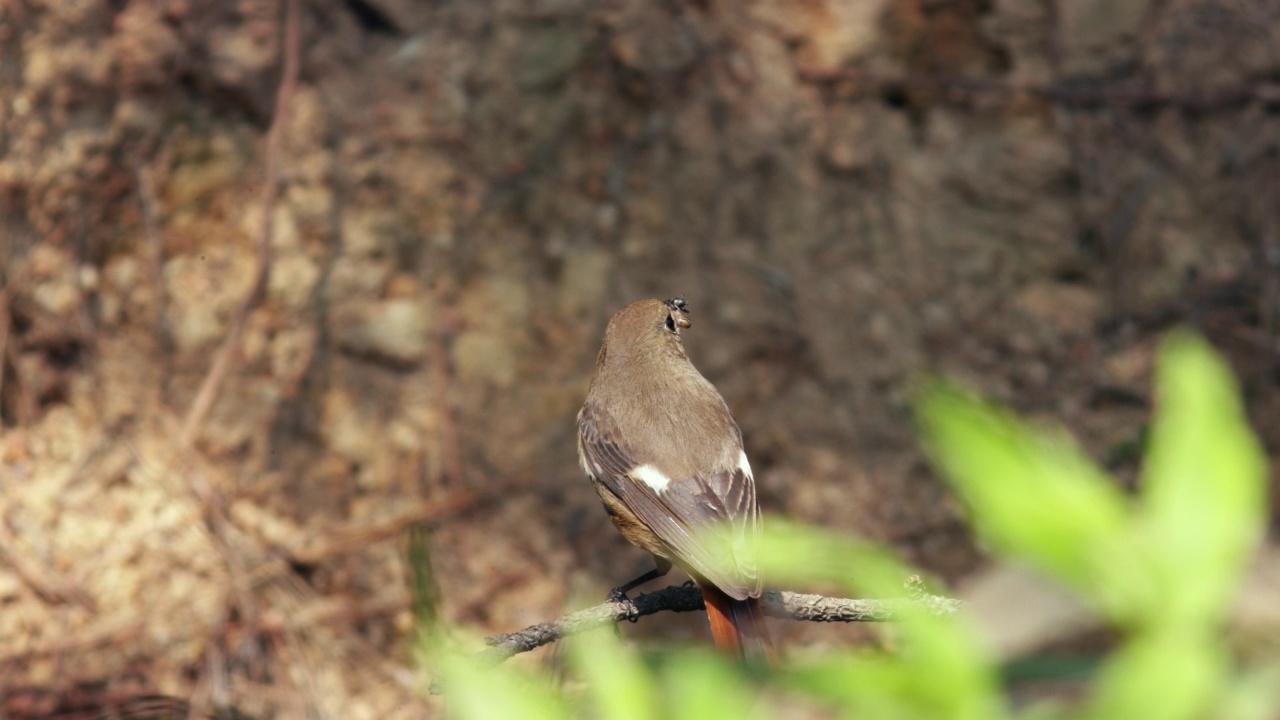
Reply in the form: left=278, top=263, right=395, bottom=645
left=1, top=0, right=1278, bottom=717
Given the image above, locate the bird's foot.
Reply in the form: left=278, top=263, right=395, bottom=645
left=608, top=586, right=641, bottom=623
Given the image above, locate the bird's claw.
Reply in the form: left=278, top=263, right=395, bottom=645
left=608, top=587, right=641, bottom=623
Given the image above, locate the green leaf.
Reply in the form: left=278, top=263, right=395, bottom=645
left=567, top=614, right=658, bottom=720
left=1137, top=332, right=1267, bottom=626
left=425, top=635, right=570, bottom=720
left=916, top=384, right=1131, bottom=609
left=407, top=522, right=441, bottom=628
left=756, top=519, right=917, bottom=599
left=1217, top=662, right=1280, bottom=720
left=780, top=652, right=919, bottom=720
left=779, top=645, right=1005, bottom=720
left=663, top=650, right=772, bottom=720
left=758, top=521, right=1005, bottom=720
left=1085, top=629, right=1225, bottom=720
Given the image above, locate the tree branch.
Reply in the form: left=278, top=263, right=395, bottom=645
left=472, top=580, right=962, bottom=667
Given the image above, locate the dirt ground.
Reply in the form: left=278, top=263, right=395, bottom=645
left=2, top=0, right=1279, bottom=717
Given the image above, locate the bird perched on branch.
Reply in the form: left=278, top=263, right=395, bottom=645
left=577, top=296, right=774, bottom=663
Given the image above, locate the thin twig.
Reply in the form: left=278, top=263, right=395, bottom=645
left=171, top=0, right=302, bottom=670
left=286, top=492, right=473, bottom=564
left=0, top=516, right=97, bottom=611
left=0, top=617, right=145, bottom=663
left=179, top=0, right=301, bottom=449
left=135, top=165, right=168, bottom=355
left=429, top=294, right=465, bottom=491
left=0, top=272, right=37, bottom=426
left=798, top=68, right=1277, bottom=113
left=0, top=284, right=8, bottom=418
left=471, top=583, right=962, bottom=667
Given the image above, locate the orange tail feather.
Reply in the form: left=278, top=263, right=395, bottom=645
left=700, top=584, right=776, bottom=666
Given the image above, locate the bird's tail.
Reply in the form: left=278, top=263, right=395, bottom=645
left=700, top=584, right=776, bottom=666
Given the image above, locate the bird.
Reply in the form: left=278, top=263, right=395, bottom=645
left=577, top=296, right=774, bottom=663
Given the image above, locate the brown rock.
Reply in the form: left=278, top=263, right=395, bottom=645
left=332, top=298, right=432, bottom=365
left=1014, top=282, right=1101, bottom=336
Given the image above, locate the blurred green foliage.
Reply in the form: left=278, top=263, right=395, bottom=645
left=417, top=333, right=1276, bottom=719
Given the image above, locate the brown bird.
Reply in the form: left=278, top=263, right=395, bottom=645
left=578, top=296, right=774, bottom=662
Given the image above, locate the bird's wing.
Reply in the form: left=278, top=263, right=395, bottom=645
left=578, top=403, right=760, bottom=600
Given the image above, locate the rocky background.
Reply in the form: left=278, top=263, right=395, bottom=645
left=2, top=0, right=1279, bottom=717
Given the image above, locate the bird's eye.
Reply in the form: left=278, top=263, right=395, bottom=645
left=663, top=297, right=691, bottom=331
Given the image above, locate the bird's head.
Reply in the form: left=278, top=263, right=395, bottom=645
left=598, top=296, right=693, bottom=366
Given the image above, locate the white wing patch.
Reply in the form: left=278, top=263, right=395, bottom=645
left=576, top=436, right=594, bottom=477
left=738, top=448, right=753, bottom=482
left=631, top=463, right=673, bottom=493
